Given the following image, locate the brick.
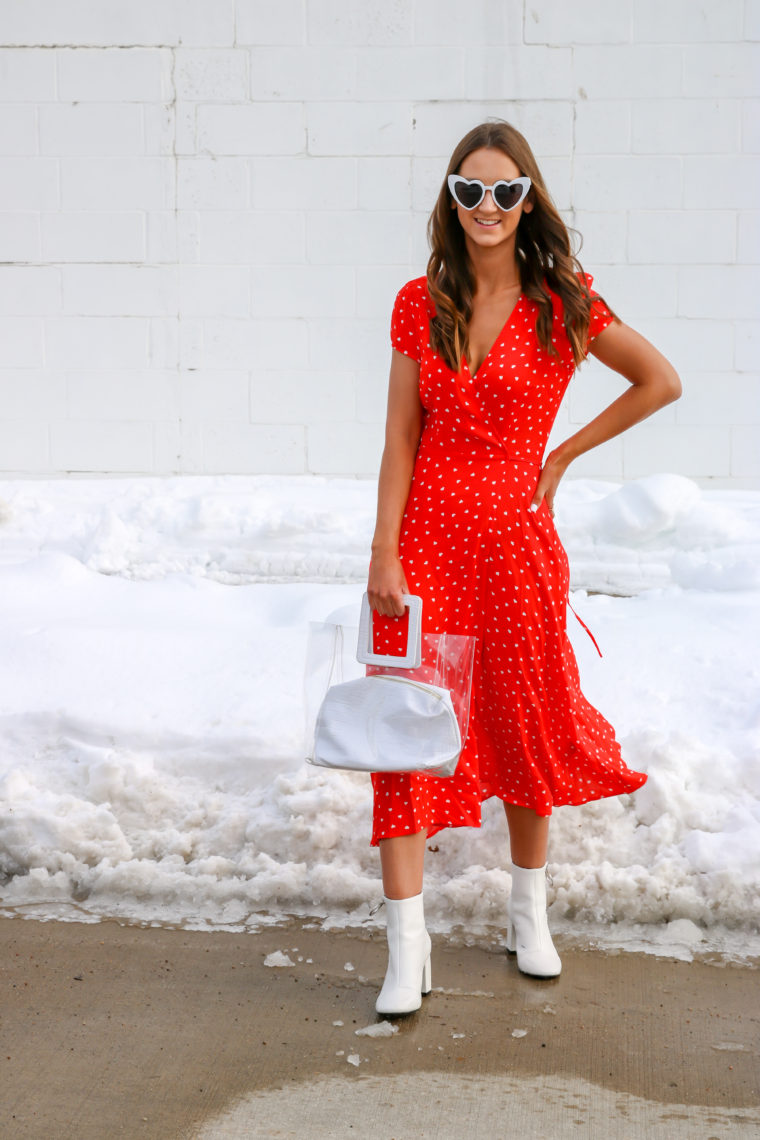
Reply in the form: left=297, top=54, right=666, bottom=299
left=0, top=212, right=41, bottom=261
left=623, top=422, right=731, bottom=479
left=573, top=156, right=681, bottom=211
left=526, top=0, right=632, bottom=43
left=57, top=47, right=171, bottom=101
left=198, top=104, right=304, bottom=157
left=60, top=158, right=174, bottom=210
left=0, top=267, right=60, bottom=314
left=575, top=101, right=631, bottom=155
left=179, top=266, right=250, bottom=317
left=676, top=373, right=760, bottom=426
left=748, top=0, right=760, bottom=39
left=742, top=100, right=760, bottom=152
left=307, top=420, right=384, bottom=475
left=182, top=318, right=308, bottom=370
left=67, top=370, right=178, bottom=420
left=307, top=318, right=386, bottom=370
left=40, top=104, right=144, bottom=157
left=0, top=48, right=56, bottom=100
left=738, top=212, right=760, bottom=263
left=587, top=264, right=678, bottom=320
left=571, top=212, right=628, bottom=265
left=50, top=420, right=155, bottom=472
left=0, top=421, right=49, bottom=471
left=308, top=101, right=411, bottom=157
left=198, top=211, right=305, bottom=264
left=0, top=158, right=58, bottom=210
left=250, top=46, right=355, bottom=100
left=143, top=104, right=175, bottom=156
left=174, top=101, right=197, bottom=156
left=148, top=318, right=179, bottom=369
left=683, top=44, right=760, bottom=98
left=45, top=317, right=148, bottom=370
left=152, top=421, right=182, bottom=473
left=540, top=158, right=572, bottom=211
left=355, top=266, right=411, bottom=319
left=410, top=101, right=572, bottom=159
left=634, top=0, right=742, bottom=41
left=355, top=47, right=463, bottom=101
left=357, top=156, right=410, bottom=209
left=569, top=362, right=635, bottom=425
left=731, top=425, right=760, bottom=476
left=174, top=49, right=248, bottom=101
left=0, top=1, right=235, bottom=48
left=685, top=156, right=760, bottom=210
left=201, top=423, right=306, bottom=474
left=306, top=210, right=411, bottom=265
left=250, top=265, right=356, bottom=317
left=235, top=0, right=306, bottom=45
left=42, top=212, right=145, bottom=263
left=0, top=106, right=37, bottom=155
left=559, top=436, right=623, bottom=480
left=307, top=0, right=412, bottom=45
left=628, top=211, right=736, bottom=265
left=413, top=0, right=522, bottom=44
left=0, top=372, right=65, bottom=419
left=411, top=155, right=449, bottom=212
left=179, top=370, right=250, bottom=421
left=62, top=266, right=177, bottom=316
left=250, top=369, right=355, bottom=422
left=411, top=211, right=431, bottom=268
left=464, top=47, right=574, bottom=101
left=573, top=46, right=682, bottom=99
left=0, top=318, right=43, bottom=367
left=177, top=158, right=249, bottom=210
left=250, top=156, right=356, bottom=210
left=735, top=322, right=759, bottom=371
left=632, top=99, right=739, bottom=155
left=635, top=318, right=734, bottom=372
left=147, top=212, right=178, bottom=263
left=678, top=266, right=759, bottom=321
left=355, top=367, right=388, bottom=422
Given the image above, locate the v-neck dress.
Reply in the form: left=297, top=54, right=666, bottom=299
left=369, top=273, right=647, bottom=845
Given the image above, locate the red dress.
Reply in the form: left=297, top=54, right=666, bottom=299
left=370, top=274, right=647, bottom=845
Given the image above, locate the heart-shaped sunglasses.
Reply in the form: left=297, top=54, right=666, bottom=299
left=448, top=174, right=532, bottom=213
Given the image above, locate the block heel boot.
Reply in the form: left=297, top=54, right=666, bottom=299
left=506, top=862, right=562, bottom=978
left=375, top=892, right=432, bottom=1016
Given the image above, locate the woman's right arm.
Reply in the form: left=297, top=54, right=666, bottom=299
left=367, top=348, right=424, bottom=617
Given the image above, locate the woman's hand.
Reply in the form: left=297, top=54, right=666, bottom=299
left=367, top=549, right=410, bottom=617
left=529, top=450, right=570, bottom=518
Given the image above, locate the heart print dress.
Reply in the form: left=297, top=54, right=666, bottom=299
left=370, top=273, right=647, bottom=845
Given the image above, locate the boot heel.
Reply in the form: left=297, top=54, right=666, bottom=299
left=505, top=921, right=516, bottom=954
left=421, top=954, right=432, bottom=995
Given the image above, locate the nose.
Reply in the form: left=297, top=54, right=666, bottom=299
left=480, top=189, right=498, bottom=211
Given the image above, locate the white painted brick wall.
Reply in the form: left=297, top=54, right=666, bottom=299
left=0, top=2, right=757, bottom=484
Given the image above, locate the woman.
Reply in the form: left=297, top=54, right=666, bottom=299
left=367, top=120, right=681, bottom=1017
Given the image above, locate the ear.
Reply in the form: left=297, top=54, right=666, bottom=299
left=522, top=197, right=534, bottom=214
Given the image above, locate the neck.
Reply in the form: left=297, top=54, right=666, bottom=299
left=465, top=235, right=521, bottom=295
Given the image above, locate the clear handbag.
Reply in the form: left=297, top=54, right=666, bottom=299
left=305, top=594, right=476, bottom=778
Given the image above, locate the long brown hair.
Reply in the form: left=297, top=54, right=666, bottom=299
left=426, top=120, right=619, bottom=372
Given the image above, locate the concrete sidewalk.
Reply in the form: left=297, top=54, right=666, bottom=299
left=1, top=916, right=758, bottom=1139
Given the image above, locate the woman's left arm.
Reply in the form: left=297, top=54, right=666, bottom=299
left=530, top=321, right=682, bottom=512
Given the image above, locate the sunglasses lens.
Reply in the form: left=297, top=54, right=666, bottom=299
left=451, top=179, right=483, bottom=210
left=494, top=182, right=525, bottom=211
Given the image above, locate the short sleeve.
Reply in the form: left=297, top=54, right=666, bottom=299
left=582, top=272, right=616, bottom=350
left=390, top=282, right=422, bottom=363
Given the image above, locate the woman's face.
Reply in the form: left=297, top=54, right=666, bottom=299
left=450, top=146, right=533, bottom=252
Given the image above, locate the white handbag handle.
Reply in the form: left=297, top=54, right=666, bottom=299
left=357, top=593, right=422, bottom=668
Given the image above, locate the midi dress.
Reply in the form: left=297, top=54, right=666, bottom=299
left=370, top=273, right=647, bottom=846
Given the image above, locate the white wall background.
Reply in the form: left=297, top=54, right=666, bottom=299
left=0, top=0, right=758, bottom=484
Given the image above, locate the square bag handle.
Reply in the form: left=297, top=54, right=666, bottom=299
left=356, top=593, right=422, bottom=669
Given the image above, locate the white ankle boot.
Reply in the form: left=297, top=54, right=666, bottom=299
left=375, top=893, right=432, bottom=1016
left=506, top=863, right=562, bottom=978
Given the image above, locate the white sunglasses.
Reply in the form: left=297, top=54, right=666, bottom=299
left=448, top=174, right=532, bottom=212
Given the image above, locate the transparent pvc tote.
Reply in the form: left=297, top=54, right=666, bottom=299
left=304, top=594, right=476, bottom=778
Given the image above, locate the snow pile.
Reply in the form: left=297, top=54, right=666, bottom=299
left=0, top=474, right=758, bottom=962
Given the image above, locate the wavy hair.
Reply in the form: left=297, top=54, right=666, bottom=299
left=426, top=120, right=619, bottom=372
